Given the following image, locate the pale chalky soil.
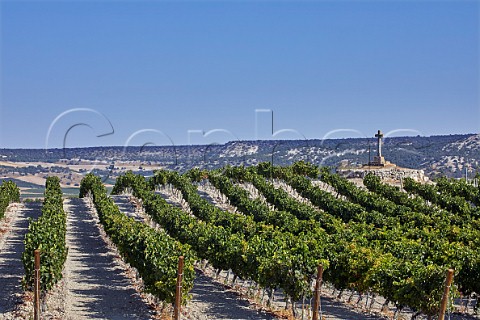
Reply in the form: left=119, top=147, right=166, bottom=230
left=62, top=198, right=153, bottom=319
left=0, top=202, right=41, bottom=318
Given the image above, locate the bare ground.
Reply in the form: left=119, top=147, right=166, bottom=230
left=61, top=198, right=154, bottom=319
left=183, top=269, right=277, bottom=320
left=0, top=202, right=41, bottom=318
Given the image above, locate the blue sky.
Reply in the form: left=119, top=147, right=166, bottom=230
left=1, top=1, right=478, bottom=148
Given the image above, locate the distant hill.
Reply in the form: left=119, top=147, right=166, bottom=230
left=0, top=133, right=479, bottom=178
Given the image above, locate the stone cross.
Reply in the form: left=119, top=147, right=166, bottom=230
left=375, top=130, right=384, bottom=157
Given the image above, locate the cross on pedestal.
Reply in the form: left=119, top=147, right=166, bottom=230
left=375, top=130, right=384, bottom=158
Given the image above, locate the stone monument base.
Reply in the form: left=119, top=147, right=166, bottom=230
left=369, top=156, right=386, bottom=166
left=336, top=165, right=428, bottom=183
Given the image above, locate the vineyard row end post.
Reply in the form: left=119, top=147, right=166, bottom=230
left=34, top=249, right=40, bottom=320
left=312, top=264, right=324, bottom=320
left=174, top=256, right=184, bottom=320
left=438, top=269, right=454, bottom=320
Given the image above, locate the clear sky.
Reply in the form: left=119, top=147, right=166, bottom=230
left=1, top=1, right=478, bottom=149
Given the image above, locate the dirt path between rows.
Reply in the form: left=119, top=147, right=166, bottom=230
left=0, top=202, right=41, bottom=317
left=184, top=269, right=276, bottom=320
left=62, top=198, right=153, bottom=319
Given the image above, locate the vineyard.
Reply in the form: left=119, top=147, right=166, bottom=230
left=1, top=162, right=480, bottom=319
left=107, top=162, right=480, bottom=319
left=0, top=180, right=20, bottom=220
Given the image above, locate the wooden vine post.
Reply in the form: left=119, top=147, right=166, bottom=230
left=438, top=269, right=454, bottom=320
left=312, top=264, right=324, bottom=320
left=174, top=256, right=184, bottom=320
left=34, top=249, right=41, bottom=320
